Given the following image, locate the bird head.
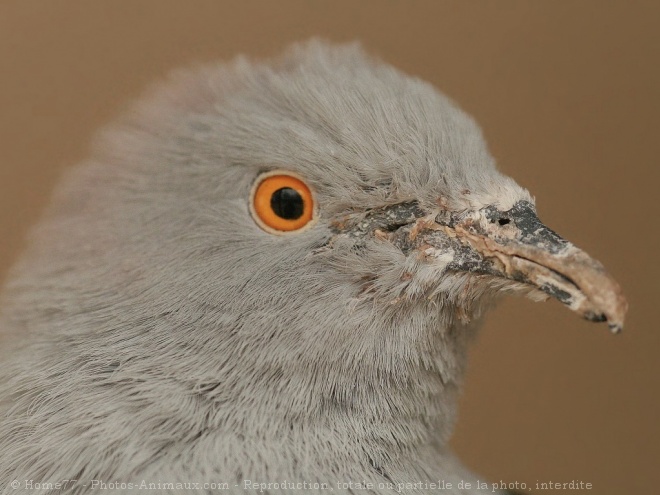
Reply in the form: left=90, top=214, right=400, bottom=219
left=2, top=41, right=627, bottom=452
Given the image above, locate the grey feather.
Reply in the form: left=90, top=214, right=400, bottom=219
left=0, top=40, right=621, bottom=495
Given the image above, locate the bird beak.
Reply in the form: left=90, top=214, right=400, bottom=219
left=378, top=200, right=628, bottom=332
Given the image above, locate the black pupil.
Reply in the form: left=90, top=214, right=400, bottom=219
left=270, top=187, right=304, bottom=220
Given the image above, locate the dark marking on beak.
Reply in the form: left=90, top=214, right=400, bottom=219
left=333, top=200, right=628, bottom=332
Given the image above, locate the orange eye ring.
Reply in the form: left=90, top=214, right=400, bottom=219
left=249, top=171, right=317, bottom=234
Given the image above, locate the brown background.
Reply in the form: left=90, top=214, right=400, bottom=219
left=1, top=1, right=658, bottom=493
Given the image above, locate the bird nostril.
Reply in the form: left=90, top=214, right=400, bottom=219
left=498, top=218, right=510, bottom=226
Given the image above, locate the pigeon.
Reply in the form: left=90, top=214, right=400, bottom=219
left=0, top=41, right=627, bottom=494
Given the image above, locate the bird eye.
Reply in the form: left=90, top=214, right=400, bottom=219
left=250, top=171, right=317, bottom=234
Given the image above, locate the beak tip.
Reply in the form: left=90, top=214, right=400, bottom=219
left=609, top=323, right=623, bottom=334
left=607, top=294, right=628, bottom=334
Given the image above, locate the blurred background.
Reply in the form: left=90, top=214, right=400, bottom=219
left=0, top=1, right=658, bottom=493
